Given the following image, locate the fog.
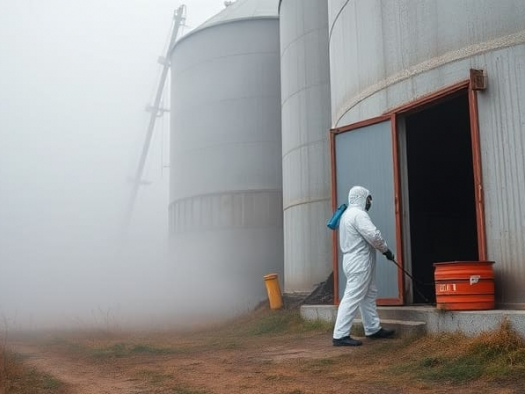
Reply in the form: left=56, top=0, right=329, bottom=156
left=0, top=0, right=226, bottom=330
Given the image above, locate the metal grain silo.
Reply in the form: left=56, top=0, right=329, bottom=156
left=329, top=0, right=525, bottom=307
left=279, top=0, right=332, bottom=294
left=169, top=0, right=282, bottom=317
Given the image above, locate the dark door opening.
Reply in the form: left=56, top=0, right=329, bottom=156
left=405, top=93, right=479, bottom=304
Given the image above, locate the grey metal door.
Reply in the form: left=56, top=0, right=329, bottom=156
left=334, top=118, right=401, bottom=304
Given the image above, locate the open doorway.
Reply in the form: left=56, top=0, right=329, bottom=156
left=404, top=92, right=479, bottom=304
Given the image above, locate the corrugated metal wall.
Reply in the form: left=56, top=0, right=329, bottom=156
left=477, top=46, right=525, bottom=308
left=328, top=0, right=525, bottom=307
left=328, top=0, right=525, bottom=127
left=279, top=0, right=332, bottom=293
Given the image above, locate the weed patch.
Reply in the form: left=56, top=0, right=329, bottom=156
left=387, top=318, right=525, bottom=384
left=171, top=384, right=209, bottom=393
left=301, top=319, right=333, bottom=332
left=130, top=344, right=174, bottom=355
left=136, top=369, right=173, bottom=386
left=301, top=358, right=337, bottom=374
left=244, top=311, right=303, bottom=336
left=90, top=342, right=176, bottom=359
left=203, top=339, right=241, bottom=350
left=234, top=310, right=332, bottom=337
left=264, top=374, right=291, bottom=381
left=41, top=374, right=63, bottom=389
left=307, top=358, right=335, bottom=367
left=0, top=348, right=66, bottom=394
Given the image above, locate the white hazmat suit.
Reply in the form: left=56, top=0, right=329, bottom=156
left=333, top=186, right=391, bottom=341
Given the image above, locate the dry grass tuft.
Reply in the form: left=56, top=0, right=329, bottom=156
left=1, top=344, right=67, bottom=393
left=387, top=317, right=525, bottom=384
left=469, top=318, right=525, bottom=359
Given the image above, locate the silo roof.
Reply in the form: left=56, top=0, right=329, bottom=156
left=194, top=0, right=279, bottom=31
left=171, top=0, right=279, bottom=53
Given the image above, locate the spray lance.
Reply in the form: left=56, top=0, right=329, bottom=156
left=383, top=251, right=434, bottom=305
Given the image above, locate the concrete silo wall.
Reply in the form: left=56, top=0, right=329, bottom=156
left=280, top=0, right=332, bottom=293
left=169, top=18, right=283, bottom=316
left=328, top=0, right=525, bottom=307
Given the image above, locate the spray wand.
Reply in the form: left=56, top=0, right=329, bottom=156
left=389, top=258, right=434, bottom=305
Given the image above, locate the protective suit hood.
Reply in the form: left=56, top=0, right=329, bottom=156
left=348, top=186, right=370, bottom=211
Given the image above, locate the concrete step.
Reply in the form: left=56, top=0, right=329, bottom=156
left=299, top=306, right=427, bottom=338
left=301, top=304, right=525, bottom=337
left=376, top=306, right=436, bottom=322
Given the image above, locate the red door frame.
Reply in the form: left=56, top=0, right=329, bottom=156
left=330, top=76, right=487, bottom=305
left=330, top=114, right=404, bottom=305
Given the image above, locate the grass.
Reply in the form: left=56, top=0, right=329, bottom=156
left=136, top=369, right=173, bottom=386
left=5, top=309, right=525, bottom=393
left=245, top=312, right=301, bottom=336
left=0, top=349, right=66, bottom=393
left=387, top=318, right=525, bottom=384
left=264, top=374, right=291, bottom=381
left=47, top=336, right=177, bottom=359
left=171, top=386, right=209, bottom=394
left=300, top=358, right=337, bottom=374
left=54, top=309, right=332, bottom=357
left=41, top=374, right=63, bottom=389
left=90, top=342, right=177, bottom=359
left=307, top=358, right=335, bottom=367
left=108, top=367, right=211, bottom=393
left=225, top=308, right=333, bottom=337
left=130, top=343, right=176, bottom=354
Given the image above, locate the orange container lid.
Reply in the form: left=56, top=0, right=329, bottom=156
left=433, top=260, right=495, bottom=266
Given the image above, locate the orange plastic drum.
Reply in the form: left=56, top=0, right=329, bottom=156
left=433, top=261, right=495, bottom=311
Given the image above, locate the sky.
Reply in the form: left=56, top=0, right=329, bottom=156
left=0, top=0, right=225, bottom=329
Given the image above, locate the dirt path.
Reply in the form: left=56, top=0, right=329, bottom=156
left=9, top=335, right=404, bottom=394
left=10, top=343, right=146, bottom=394
left=7, top=330, right=522, bottom=394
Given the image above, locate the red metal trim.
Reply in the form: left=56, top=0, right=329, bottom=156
left=331, top=114, right=391, bottom=134
left=468, top=85, right=488, bottom=260
left=330, top=115, right=402, bottom=305
left=384, top=80, right=470, bottom=116
left=331, top=77, right=487, bottom=306
left=330, top=130, right=340, bottom=304
left=390, top=113, right=404, bottom=305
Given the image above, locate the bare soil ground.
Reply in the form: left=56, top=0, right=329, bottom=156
left=4, top=309, right=525, bottom=394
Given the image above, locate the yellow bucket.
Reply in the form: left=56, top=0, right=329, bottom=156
left=263, top=273, right=283, bottom=310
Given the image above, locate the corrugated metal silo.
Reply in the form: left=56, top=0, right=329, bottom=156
left=279, top=0, right=332, bottom=293
left=329, top=0, right=525, bottom=307
left=169, top=0, right=282, bottom=316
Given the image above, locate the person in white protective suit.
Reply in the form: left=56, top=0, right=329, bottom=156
left=332, top=186, right=396, bottom=347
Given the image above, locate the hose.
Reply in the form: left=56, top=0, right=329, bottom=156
left=389, top=259, right=435, bottom=305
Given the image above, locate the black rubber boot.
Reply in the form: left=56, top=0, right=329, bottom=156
left=366, top=328, right=395, bottom=339
left=332, top=336, right=363, bottom=347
